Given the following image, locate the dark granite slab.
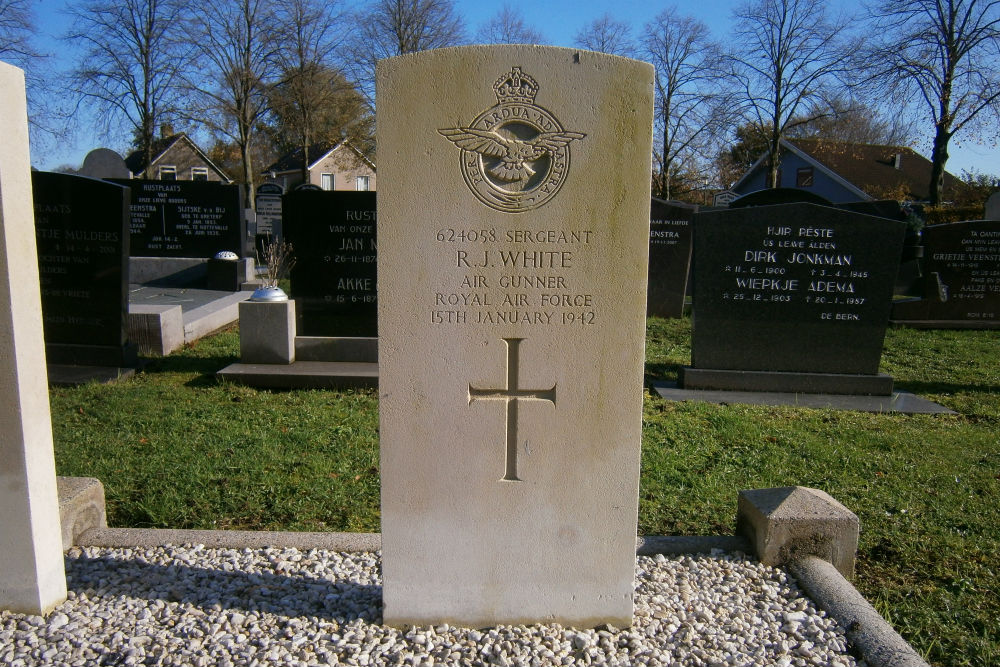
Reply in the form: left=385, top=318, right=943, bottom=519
left=691, top=203, right=905, bottom=377
left=647, top=198, right=694, bottom=318
left=32, top=172, right=135, bottom=367
left=283, top=190, right=377, bottom=336
left=892, top=220, right=1000, bottom=327
left=109, top=179, right=243, bottom=258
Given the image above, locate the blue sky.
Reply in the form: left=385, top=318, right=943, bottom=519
left=23, top=0, right=1000, bottom=178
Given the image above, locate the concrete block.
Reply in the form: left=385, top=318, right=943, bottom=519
left=737, top=486, right=859, bottom=579
left=57, top=477, right=107, bottom=550
left=128, top=305, right=184, bottom=356
left=240, top=300, right=295, bottom=364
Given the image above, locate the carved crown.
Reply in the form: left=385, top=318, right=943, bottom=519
left=493, top=67, right=539, bottom=104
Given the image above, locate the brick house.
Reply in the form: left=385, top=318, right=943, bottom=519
left=124, top=133, right=232, bottom=182
left=263, top=140, right=376, bottom=192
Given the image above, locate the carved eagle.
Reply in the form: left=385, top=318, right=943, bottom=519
left=439, top=127, right=586, bottom=182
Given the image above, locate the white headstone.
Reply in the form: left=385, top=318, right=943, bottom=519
left=376, top=45, right=653, bottom=627
left=0, top=61, right=68, bottom=614
left=986, top=191, right=1000, bottom=220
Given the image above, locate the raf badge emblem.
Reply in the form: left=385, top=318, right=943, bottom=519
left=439, top=67, right=585, bottom=213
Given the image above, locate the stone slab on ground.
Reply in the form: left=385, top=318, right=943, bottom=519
left=216, top=361, right=378, bottom=389
left=47, top=364, right=138, bottom=387
left=127, top=285, right=250, bottom=349
left=679, top=367, right=894, bottom=395
left=652, top=381, right=956, bottom=415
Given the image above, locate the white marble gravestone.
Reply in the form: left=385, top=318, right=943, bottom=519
left=377, top=45, right=654, bottom=627
left=0, top=61, right=68, bottom=614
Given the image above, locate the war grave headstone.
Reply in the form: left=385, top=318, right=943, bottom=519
left=646, top=198, right=695, bottom=318
left=107, top=178, right=250, bottom=288
left=31, top=171, right=137, bottom=375
left=654, top=203, right=953, bottom=413
left=376, top=46, right=653, bottom=627
left=891, top=220, right=1000, bottom=328
left=0, top=60, right=67, bottom=615
left=283, top=190, right=377, bottom=337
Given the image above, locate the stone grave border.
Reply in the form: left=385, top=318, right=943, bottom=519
left=57, top=477, right=930, bottom=667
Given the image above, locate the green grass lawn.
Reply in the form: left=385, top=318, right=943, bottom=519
left=50, top=318, right=999, bottom=667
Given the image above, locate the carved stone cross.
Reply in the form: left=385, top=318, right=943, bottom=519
left=469, top=338, right=556, bottom=481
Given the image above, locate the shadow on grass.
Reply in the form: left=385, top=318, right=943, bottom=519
left=140, top=352, right=239, bottom=388
left=644, top=363, right=682, bottom=387
left=66, top=551, right=381, bottom=623
left=892, top=379, right=1000, bottom=397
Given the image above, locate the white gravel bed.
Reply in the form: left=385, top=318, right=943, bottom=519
left=1, top=545, right=863, bottom=667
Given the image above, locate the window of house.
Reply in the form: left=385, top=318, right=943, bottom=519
left=191, top=167, right=208, bottom=181
left=356, top=175, right=370, bottom=191
left=159, top=165, right=176, bottom=180
left=796, top=167, right=814, bottom=187
left=321, top=173, right=334, bottom=191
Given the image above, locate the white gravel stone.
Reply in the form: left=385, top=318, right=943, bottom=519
left=0, top=546, right=864, bottom=667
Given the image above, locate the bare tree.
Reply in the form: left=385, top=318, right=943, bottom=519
left=786, top=95, right=917, bottom=146
left=858, top=0, right=1000, bottom=205
left=348, top=0, right=466, bottom=105
left=726, top=0, right=856, bottom=188
left=574, top=14, right=634, bottom=56
left=186, top=0, right=280, bottom=207
left=475, top=4, right=544, bottom=45
left=642, top=8, right=730, bottom=199
left=0, top=0, right=37, bottom=63
left=66, top=0, right=191, bottom=175
left=271, top=0, right=352, bottom=182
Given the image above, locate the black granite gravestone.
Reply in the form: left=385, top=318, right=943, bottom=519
left=687, top=203, right=905, bottom=394
left=283, top=190, right=377, bottom=336
left=729, top=188, right=833, bottom=208
left=109, top=179, right=243, bottom=257
left=891, top=220, right=1000, bottom=328
left=32, top=172, right=136, bottom=367
left=647, top=198, right=695, bottom=318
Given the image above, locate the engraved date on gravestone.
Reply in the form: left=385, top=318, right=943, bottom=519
left=429, top=227, right=597, bottom=326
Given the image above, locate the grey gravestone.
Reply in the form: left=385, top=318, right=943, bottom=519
left=109, top=179, right=243, bottom=258
left=687, top=203, right=904, bottom=393
left=283, top=190, right=377, bottom=336
left=986, top=192, right=1000, bottom=220
left=79, top=148, right=130, bottom=180
left=647, top=198, right=694, bottom=318
left=255, top=182, right=283, bottom=238
left=32, top=172, right=136, bottom=367
left=892, top=220, right=1000, bottom=327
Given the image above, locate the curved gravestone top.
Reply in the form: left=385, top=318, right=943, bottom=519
left=986, top=191, right=1000, bottom=221
left=80, top=148, right=130, bottom=180
left=730, top=187, right=833, bottom=208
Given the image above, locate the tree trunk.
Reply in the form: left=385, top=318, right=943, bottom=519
left=766, top=128, right=781, bottom=189
left=241, top=138, right=255, bottom=211
left=928, top=124, right=951, bottom=206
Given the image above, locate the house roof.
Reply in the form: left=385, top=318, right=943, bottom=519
left=735, top=138, right=961, bottom=202
left=124, top=133, right=231, bottom=182
left=263, top=140, right=376, bottom=175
